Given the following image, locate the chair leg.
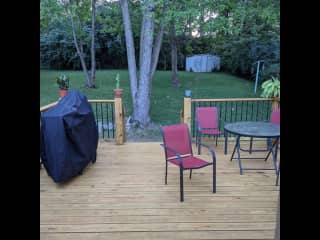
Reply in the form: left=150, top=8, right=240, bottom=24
left=224, top=133, right=228, bottom=155
left=213, top=163, right=216, bottom=193
left=189, top=169, right=192, bottom=179
left=198, top=133, right=202, bottom=155
left=215, top=135, right=218, bottom=146
left=180, top=168, right=184, bottom=202
left=266, top=138, right=272, bottom=161
left=276, top=165, right=280, bottom=186
left=276, top=172, right=280, bottom=186
left=165, top=161, right=168, bottom=185
left=195, top=131, right=198, bottom=147
left=249, top=137, right=253, bottom=154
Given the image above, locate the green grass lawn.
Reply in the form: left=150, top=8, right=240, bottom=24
left=40, top=70, right=262, bottom=125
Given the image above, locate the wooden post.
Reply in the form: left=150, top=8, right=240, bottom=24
left=122, top=105, right=126, bottom=143
left=272, top=97, right=280, bottom=110
left=180, top=109, right=184, bottom=123
left=183, top=97, right=191, bottom=130
left=114, top=96, right=124, bottom=145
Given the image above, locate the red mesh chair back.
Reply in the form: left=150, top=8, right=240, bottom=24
left=162, top=124, right=192, bottom=159
left=271, top=108, right=280, bottom=125
left=196, top=107, right=219, bottom=129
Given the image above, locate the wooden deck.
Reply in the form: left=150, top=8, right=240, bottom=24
left=40, top=139, right=280, bottom=240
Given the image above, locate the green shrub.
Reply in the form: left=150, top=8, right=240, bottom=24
left=261, top=76, right=280, bottom=98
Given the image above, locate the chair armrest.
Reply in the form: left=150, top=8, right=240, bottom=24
left=197, top=142, right=216, bottom=165
left=160, top=144, right=183, bottom=167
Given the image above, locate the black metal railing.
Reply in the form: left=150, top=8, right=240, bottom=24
left=190, top=98, right=275, bottom=138
left=40, top=100, right=116, bottom=140
left=89, top=100, right=115, bottom=139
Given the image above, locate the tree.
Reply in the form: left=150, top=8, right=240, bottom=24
left=62, top=0, right=97, bottom=87
left=41, top=0, right=97, bottom=87
left=210, top=0, right=280, bottom=80
left=120, top=0, right=165, bottom=126
left=90, top=0, right=97, bottom=87
left=169, top=20, right=180, bottom=87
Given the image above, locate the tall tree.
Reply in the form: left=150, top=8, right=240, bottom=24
left=150, top=1, right=167, bottom=80
left=169, top=20, right=180, bottom=87
left=90, top=0, right=96, bottom=87
left=120, top=0, right=162, bottom=126
left=43, top=0, right=97, bottom=87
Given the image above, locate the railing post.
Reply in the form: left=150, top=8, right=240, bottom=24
left=272, top=97, right=280, bottom=110
left=271, top=97, right=280, bottom=145
left=122, top=105, right=126, bottom=143
left=180, top=109, right=184, bottom=123
left=114, top=96, right=124, bottom=145
left=183, top=97, right=191, bottom=130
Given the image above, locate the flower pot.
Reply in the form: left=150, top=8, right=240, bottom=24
left=114, top=89, right=123, bottom=98
left=59, top=89, right=68, bottom=98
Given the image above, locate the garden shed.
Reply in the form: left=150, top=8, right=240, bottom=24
left=186, top=54, right=221, bottom=72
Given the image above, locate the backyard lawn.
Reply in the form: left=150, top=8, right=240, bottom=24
left=40, top=70, right=262, bottom=126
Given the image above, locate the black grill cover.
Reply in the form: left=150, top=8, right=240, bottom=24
left=40, top=90, right=98, bottom=183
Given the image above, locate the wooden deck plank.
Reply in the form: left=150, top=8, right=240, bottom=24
left=40, top=141, right=279, bottom=240
left=41, top=214, right=276, bottom=224
left=41, top=222, right=276, bottom=232
left=40, top=231, right=275, bottom=240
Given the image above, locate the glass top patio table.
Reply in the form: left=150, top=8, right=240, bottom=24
left=224, top=121, right=280, bottom=138
left=223, top=121, right=280, bottom=175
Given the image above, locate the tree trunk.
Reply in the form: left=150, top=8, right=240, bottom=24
left=119, top=0, right=138, bottom=116
left=150, top=2, right=167, bottom=80
left=70, top=16, right=91, bottom=86
left=169, top=21, right=180, bottom=87
left=199, top=10, right=205, bottom=37
left=150, top=22, right=164, bottom=80
left=239, top=0, right=248, bottom=34
left=136, top=1, right=155, bottom=126
left=90, top=0, right=96, bottom=88
left=187, top=16, right=192, bottom=36
left=120, top=0, right=156, bottom=126
left=139, top=14, right=146, bottom=70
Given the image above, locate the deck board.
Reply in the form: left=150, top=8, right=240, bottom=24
left=40, top=140, right=279, bottom=240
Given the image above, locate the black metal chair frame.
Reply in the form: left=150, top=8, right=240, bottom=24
left=160, top=127, right=216, bottom=202
left=195, top=121, right=221, bottom=155
left=276, top=161, right=280, bottom=186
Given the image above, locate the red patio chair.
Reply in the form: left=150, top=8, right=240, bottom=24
left=196, top=107, right=222, bottom=154
left=161, top=123, right=216, bottom=202
left=268, top=107, right=280, bottom=149
left=249, top=108, right=280, bottom=152
left=271, top=108, right=280, bottom=125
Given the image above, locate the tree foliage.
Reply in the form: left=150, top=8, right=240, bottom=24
left=40, top=0, right=280, bottom=82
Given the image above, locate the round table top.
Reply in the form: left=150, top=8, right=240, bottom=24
left=224, top=121, right=280, bottom=138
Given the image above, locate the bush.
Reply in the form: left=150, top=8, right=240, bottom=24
left=261, top=76, right=280, bottom=98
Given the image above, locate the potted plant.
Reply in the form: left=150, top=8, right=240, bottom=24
left=113, top=73, right=123, bottom=98
left=261, top=76, right=280, bottom=99
left=56, top=74, right=70, bottom=98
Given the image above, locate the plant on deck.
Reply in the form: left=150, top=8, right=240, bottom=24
left=261, top=76, right=280, bottom=98
left=56, top=74, right=70, bottom=90
left=115, top=73, right=120, bottom=89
